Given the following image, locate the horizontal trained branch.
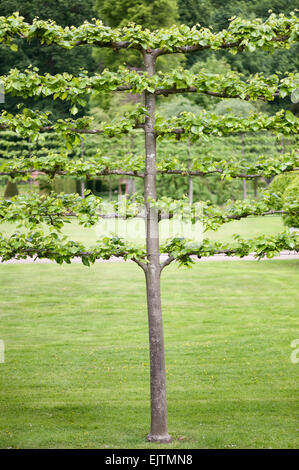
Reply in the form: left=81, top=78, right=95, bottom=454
left=0, top=230, right=147, bottom=268
left=155, top=109, right=299, bottom=140
left=0, top=230, right=297, bottom=268
left=1, top=68, right=297, bottom=109
left=0, top=106, right=147, bottom=146
left=0, top=12, right=298, bottom=56
left=0, top=192, right=145, bottom=229
left=160, top=231, right=299, bottom=267
left=150, top=193, right=299, bottom=230
left=0, top=150, right=297, bottom=181
left=0, top=107, right=298, bottom=145
left=0, top=191, right=298, bottom=231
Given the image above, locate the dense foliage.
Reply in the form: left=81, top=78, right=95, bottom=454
left=0, top=10, right=298, bottom=264
left=0, top=0, right=96, bottom=118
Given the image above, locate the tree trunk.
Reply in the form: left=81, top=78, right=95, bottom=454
left=281, top=136, right=284, bottom=154
left=130, top=134, right=136, bottom=201
left=187, top=139, right=193, bottom=205
left=253, top=177, right=258, bottom=199
left=242, top=178, right=247, bottom=199
left=131, top=178, right=136, bottom=201
left=143, top=52, right=171, bottom=443
left=4, top=180, right=18, bottom=199
left=80, top=180, right=85, bottom=198
left=108, top=178, right=112, bottom=201
left=241, top=134, right=247, bottom=199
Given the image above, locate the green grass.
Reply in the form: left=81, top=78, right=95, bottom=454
left=0, top=260, right=298, bottom=449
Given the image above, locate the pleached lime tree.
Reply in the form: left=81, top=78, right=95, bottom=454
left=0, top=12, right=299, bottom=443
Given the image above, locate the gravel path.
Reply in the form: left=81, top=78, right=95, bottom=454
left=1, top=251, right=298, bottom=264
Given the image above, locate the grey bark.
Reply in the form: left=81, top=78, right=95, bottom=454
left=80, top=180, right=85, bottom=198
left=254, top=177, right=258, bottom=199
left=242, top=178, right=247, bottom=199
left=281, top=136, right=284, bottom=154
left=187, top=139, right=193, bottom=205
left=130, top=134, right=136, bottom=201
left=143, top=51, right=171, bottom=444
left=241, top=134, right=247, bottom=199
left=108, top=178, right=112, bottom=201
left=79, top=138, right=85, bottom=198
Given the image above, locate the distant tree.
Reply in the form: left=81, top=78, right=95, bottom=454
left=268, top=172, right=299, bottom=228
left=0, top=0, right=97, bottom=118
left=95, top=0, right=178, bottom=29
left=187, top=55, right=233, bottom=109
left=93, top=0, right=179, bottom=70
left=3, top=180, right=18, bottom=199
left=283, top=176, right=299, bottom=228
left=178, top=0, right=299, bottom=93
left=214, top=99, right=255, bottom=117
left=178, top=0, right=213, bottom=29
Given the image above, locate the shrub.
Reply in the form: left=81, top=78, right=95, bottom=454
left=282, top=175, right=299, bottom=228
left=268, top=173, right=297, bottom=209
left=38, top=176, right=53, bottom=196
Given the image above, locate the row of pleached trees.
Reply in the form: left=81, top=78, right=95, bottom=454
left=0, top=11, right=298, bottom=442
left=0, top=129, right=298, bottom=203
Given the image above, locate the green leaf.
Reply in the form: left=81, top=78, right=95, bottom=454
left=285, top=110, right=296, bottom=124
left=70, top=105, right=78, bottom=115
left=9, top=43, right=18, bottom=52
left=82, top=256, right=90, bottom=266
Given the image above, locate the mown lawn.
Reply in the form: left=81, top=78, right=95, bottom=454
left=0, top=259, right=298, bottom=449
